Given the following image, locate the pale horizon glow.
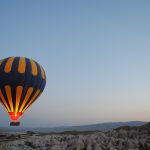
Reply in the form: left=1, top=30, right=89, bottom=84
left=0, top=0, right=150, bottom=127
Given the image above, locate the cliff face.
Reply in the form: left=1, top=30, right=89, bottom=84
left=0, top=123, right=150, bottom=150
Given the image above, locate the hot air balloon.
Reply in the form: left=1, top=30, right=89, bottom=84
left=0, top=57, right=46, bottom=126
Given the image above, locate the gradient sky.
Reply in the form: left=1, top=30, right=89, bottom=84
left=0, top=0, right=150, bottom=127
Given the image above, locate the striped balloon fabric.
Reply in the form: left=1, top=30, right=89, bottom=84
left=0, top=57, right=46, bottom=122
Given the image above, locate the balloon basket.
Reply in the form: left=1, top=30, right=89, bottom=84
left=10, top=122, right=20, bottom=126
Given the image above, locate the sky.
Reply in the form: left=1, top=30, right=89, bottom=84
left=0, top=0, right=150, bottom=127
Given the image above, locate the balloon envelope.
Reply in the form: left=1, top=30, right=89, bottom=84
left=0, top=57, right=46, bottom=122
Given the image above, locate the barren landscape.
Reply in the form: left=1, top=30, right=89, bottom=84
left=0, top=123, right=150, bottom=150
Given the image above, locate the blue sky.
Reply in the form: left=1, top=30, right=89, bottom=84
left=0, top=0, right=150, bottom=127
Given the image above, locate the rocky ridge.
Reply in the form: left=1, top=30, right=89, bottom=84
left=0, top=123, right=150, bottom=150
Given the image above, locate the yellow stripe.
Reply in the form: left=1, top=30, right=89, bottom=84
left=22, top=90, right=41, bottom=112
left=30, top=60, right=38, bottom=76
left=0, top=90, right=11, bottom=112
left=4, top=57, right=15, bottom=73
left=0, top=60, right=3, bottom=66
left=39, top=65, right=45, bottom=79
left=5, top=85, right=14, bottom=112
left=15, top=86, right=23, bottom=112
left=19, top=87, right=33, bottom=112
left=18, top=57, right=26, bottom=73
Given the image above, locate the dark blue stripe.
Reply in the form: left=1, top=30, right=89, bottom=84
left=0, top=57, right=46, bottom=113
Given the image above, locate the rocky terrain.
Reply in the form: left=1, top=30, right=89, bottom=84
left=0, top=123, right=150, bottom=150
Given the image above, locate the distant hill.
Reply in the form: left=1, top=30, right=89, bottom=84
left=116, top=121, right=150, bottom=131
left=36, top=121, right=146, bottom=132
left=0, top=121, right=146, bottom=133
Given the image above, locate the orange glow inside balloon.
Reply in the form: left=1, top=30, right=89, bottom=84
left=0, top=57, right=46, bottom=125
left=8, top=112, right=23, bottom=121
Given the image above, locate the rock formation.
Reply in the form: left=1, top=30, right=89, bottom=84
left=0, top=123, right=150, bottom=150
